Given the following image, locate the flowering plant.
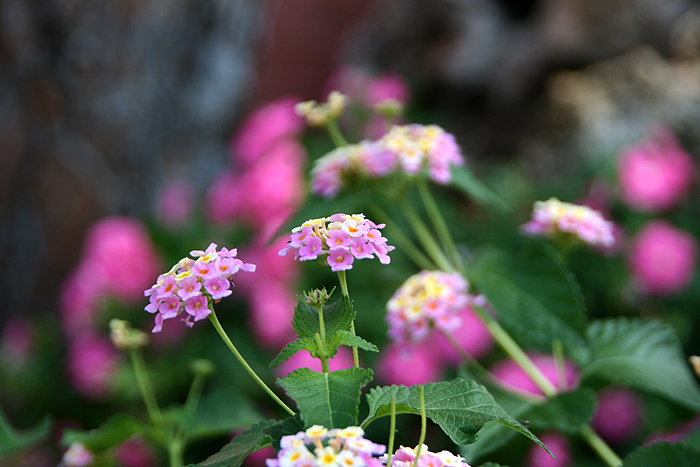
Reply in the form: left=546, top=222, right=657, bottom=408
left=5, top=77, right=700, bottom=467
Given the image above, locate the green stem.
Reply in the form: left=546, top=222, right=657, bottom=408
left=552, top=340, right=567, bottom=392
left=326, top=120, right=348, bottom=148
left=129, top=349, right=164, bottom=426
left=168, top=438, right=184, bottom=467
left=371, top=203, right=436, bottom=270
left=579, top=424, right=623, bottom=467
left=184, top=373, right=206, bottom=416
left=315, top=332, right=331, bottom=373
left=400, top=199, right=453, bottom=272
left=411, top=386, right=427, bottom=467
left=336, top=271, right=360, bottom=367
left=417, top=178, right=463, bottom=272
left=208, top=310, right=295, bottom=416
left=387, top=396, right=397, bottom=467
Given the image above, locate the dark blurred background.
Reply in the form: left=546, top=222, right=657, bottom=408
left=2, top=0, right=699, bottom=326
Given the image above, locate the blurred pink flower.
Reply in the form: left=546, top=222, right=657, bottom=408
left=115, top=436, right=158, bottom=467
left=66, top=337, right=120, bottom=400
left=363, top=73, right=410, bottom=108
left=1, top=316, right=33, bottom=372
left=244, top=446, right=275, bottom=467
left=526, top=431, right=571, bottom=467
left=206, top=170, right=241, bottom=226
left=236, top=237, right=299, bottom=293
left=375, top=342, right=443, bottom=387
left=83, top=217, right=161, bottom=303
left=490, top=353, right=579, bottom=398
left=248, top=281, right=296, bottom=350
left=628, top=220, right=697, bottom=295
left=434, top=306, right=494, bottom=365
left=157, top=178, right=194, bottom=228
left=60, top=442, right=94, bottom=467
left=592, top=386, right=643, bottom=444
left=231, top=97, right=304, bottom=168
left=617, top=128, right=696, bottom=212
left=59, top=261, right=107, bottom=338
left=274, top=347, right=355, bottom=379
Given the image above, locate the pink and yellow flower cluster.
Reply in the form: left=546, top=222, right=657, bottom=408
left=144, top=243, right=255, bottom=332
left=266, top=426, right=386, bottom=467
left=388, top=445, right=470, bottom=467
left=521, top=198, right=615, bottom=249
left=279, top=214, right=394, bottom=272
left=386, top=270, right=478, bottom=346
left=310, top=124, right=464, bottom=198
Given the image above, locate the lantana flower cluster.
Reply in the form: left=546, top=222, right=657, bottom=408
left=520, top=197, right=615, bottom=249
left=386, top=270, right=479, bottom=346
left=144, top=243, right=255, bottom=332
left=310, top=124, right=464, bottom=198
left=266, top=425, right=386, bottom=467
left=279, top=213, right=394, bottom=271
left=387, top=444, right=470, bottom=467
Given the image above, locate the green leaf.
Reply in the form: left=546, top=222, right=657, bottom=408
left=193, top=419, right=279, bottom=467
left=61, top=414, right=143, bottom=452
left=450, top=166, right=511, bottom=213
left=270, top=339, right=316, bottom=368
left=261, top=416, right=304, bottom=449
left=293, top=297, right=354, bottom=340
left=329, top=331, right=379, bottom=354
left=582, top=318, right=700, bottom=410
left=623, top=442, right=700, bottom=466
left=468, top=244, right=589, bottom=364
left=190, top=385, right=267, bottom=439
left=277, top=367, right=373, bottom=429
left=362, top=378, right=549, bottom=455
left=0, top=415, right=51, bottom=455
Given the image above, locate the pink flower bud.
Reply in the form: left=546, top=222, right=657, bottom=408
left=526, top=431, right=571, bottom=467
left=491, top=353, right=579, bottom=398
left=592, top=386, right=643, bottom=444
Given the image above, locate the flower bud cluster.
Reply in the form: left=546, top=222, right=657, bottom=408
left=310, top=124, right=464, bottom=198
left=520, top=198, right=615, bottom=248
left=295, top=91, right=349, bottom=126
left=144, top=243, right=255, bottom=332
left=266, top=425, right=386, bottom=467
left=109, top=319, right=149, bottom=350
left=386, top=270, right=476, bottom=346
left=279, top=213, right=394, bottom=272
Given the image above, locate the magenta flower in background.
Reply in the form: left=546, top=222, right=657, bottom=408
left=591, top=386, right=644, bottom=444
left=144, top=243, right=255, bottom=332
left=617, top=127, right=696, bottom=212
left=156, top=178, right=194, bottom=228
left=279, top=214, right=394, bottom=271
left=230, top=97, right=304, bottom=168
left=521, top=197, right=616, bottom=249
left=274, top=347, right=354, bottom=379
left=115, top=436, right=157, bottom=467
left=628, top=220, right=697, bottom=295
left=375, top=342, right=443, bottom=387
left=206, top=170, right=242, bottom=226
left=66, top=336, right=120, bottom=400
left=363, top=73, right=410, bottom=108
left=385, top=270, right=478, bottom=348
left=388, top=445, right=470, bottom=467
left=248, top=280, right=296, bottom=350
left=490, top=353, right=579, bottom=398
left=526, top=431, right=571, bottom=467
left=434, top=306, right=494, bottom=364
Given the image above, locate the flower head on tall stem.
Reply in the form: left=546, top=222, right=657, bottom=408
left=279, top=214, right=394, bottom=271
left=144, top=243, right=255, bottom=333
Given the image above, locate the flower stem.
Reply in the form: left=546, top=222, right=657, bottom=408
left=400, top=199, right=454, bottom=272
left=315, top=332, right=331, bottom=373
left=417, top=178, right=463, bottom=272
left=371, top=203, right=436, bottom=270
left=326, top=120, right=349, bottom=148
left=129, top=348, right=164, bottom=427
left=337, top=270, right=360, bottom=368
left=411, top=385, right=427, bottom=467
left=207, top=310, right=295, bottom=416
left=387, top=396, right=397, bottom=467
left=579, top=424, right=623, bottom=467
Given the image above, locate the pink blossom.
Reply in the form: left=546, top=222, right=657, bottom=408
left=628, top=220, right=697, bottom=295
left=66, top=337, right=120, bottom=400
left=185, top=295, right=211, bottom=321
left=235, top=237, right=299, bottom=293
left=363, top=73, right=410, bottom=108
left=328, top=247, right=354, bottom=271
left=526, top=432, right=571, bottom=467
left=274, top=347, right=355, bottom=378
left=60, top=442, right=94, bottom=467
left=83, top=217, right=161, bottom=303
left=205, top=170, right=241, bottom=226
left=177, top=276, right=202, bottom=301
left=434, top=306, right=494, bottom=364
left=231, top=97, right=304, bottom=167
left=375, top=342, right=443, bottom=387
left=245, top=446, right=275, bottom=467
left=204, top=276, right=232, bottom=300
left=115, top=436, right=157, bottom=467
left=59, top=262, right=106, bottom=339
left=156, top=178, right=194, bottom=228
left=617, top=127, right=696, bottom=212
left=490, top=353, right=579, bottom=398
left=592, top=386, right=644, bottom=444
left=248, top=281, right=296, bottom=350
